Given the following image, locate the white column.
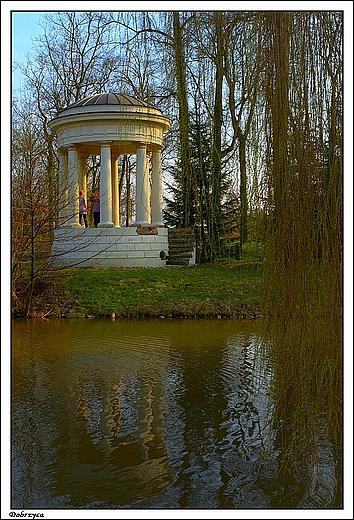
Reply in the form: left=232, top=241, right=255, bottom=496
left=145, top=153, right=151, bottom=223
left=135, top=145, right=150, bottom=225
left=58, top=151, right=68, bottom=226
left=151, top=150, right=163, bottom=226
left=98, top=143, right=113, bottom=227
left=79, top=156, right=87, bottom=196
left=67, top=146, right=80, bottom=227
left=112, top=157, right=120, bottom=227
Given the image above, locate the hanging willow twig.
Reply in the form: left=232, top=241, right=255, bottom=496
left=261, top=11, right=342, bottom=474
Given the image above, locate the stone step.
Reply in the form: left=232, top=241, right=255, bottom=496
left=167, top=228, right=195, bottom=266
left=168, top=251, right=193, bottom=259
left=166, top=259, right=190, bottom=266
left=169, top=239, right=194, bottom=245
left=168, top=245, right=195, bottom=252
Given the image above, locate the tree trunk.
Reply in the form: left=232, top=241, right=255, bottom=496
left=173, top=12, right=194, bottom=228
left=210, top=11, right=224, bottom=257
left=239, top=133, right=248, bottom=249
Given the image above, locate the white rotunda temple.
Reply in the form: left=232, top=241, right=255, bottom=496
left=48, top=93, right=172, bottom=268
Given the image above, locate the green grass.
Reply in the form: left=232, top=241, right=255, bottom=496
left=40, top=263, right=263, bottom=319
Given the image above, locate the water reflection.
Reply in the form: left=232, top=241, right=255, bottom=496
left=11, top=318, right=340, bottom=509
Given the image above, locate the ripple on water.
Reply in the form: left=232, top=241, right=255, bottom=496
left=11, top=319, right=341, bottom=509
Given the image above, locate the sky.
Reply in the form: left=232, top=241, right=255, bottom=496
left=2, top=2, right=354, bottom=519
left=12, top=11, right=48, bottom=91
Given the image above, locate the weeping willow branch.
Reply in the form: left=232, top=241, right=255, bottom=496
left=261, top=11, right=342, bottom=472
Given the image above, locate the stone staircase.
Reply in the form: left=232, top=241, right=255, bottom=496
left=167, top=228, right=196, bottom=266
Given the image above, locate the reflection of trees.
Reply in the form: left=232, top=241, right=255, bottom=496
left=12, top=327, right=64, bottom=508
left=162, top=343, right=228, bottom=508
left=266, top=323, right=342, bottom=508
left=162, top=332, right=276, bottom=508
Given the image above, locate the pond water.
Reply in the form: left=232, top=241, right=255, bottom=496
left=11, top=318, right=341, bottom=511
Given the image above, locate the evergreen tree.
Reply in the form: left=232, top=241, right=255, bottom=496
left=164, top=112, right=231, bottom=262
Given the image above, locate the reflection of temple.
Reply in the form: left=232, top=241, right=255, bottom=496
left=67, top=341, right=174, bottom=503
left=48, top=93, right=171, bottom=268
left=76, top=375, right=105, bottom=444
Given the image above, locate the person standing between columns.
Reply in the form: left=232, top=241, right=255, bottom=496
left=93, top=191, right=100, bottom=227
left=79, top=190, right=88, bottom=228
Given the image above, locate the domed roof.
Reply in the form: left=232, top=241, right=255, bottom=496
left=49, top=91, right=171, bottom=154
left=60, top=93, right=153, bottom=113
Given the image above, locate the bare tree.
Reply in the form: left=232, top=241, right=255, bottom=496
left=24, top=11, right=117, bottom=108
left=188, top=12, right=264, bottom=257
left=12, top=98, right=55, bottom=315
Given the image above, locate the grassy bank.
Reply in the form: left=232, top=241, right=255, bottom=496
left=27, top=262, right=263, bottom=319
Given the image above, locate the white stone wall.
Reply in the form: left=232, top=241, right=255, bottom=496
left=50, top=227, right=169, bottom=268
